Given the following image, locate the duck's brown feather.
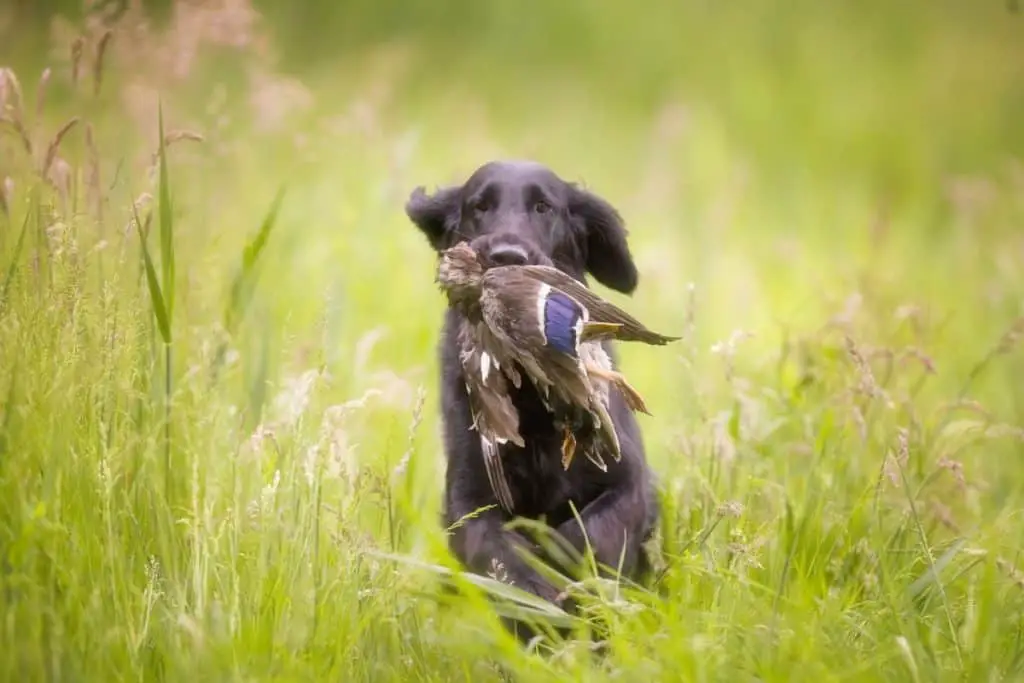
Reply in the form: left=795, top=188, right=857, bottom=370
left=457, top=321, right=524, bottom=448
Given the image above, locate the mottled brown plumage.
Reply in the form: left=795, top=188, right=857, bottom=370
left=436, top=242, right=680, bottom=471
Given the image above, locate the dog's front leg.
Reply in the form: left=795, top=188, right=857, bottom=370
left=438, top=313, right=567, bottom=621
left=552, top=469, right=657, bottom=582
left=448, top=509, right=561, bottom=602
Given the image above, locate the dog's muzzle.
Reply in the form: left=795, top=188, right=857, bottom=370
left=487, top=242, right=531, bottom=266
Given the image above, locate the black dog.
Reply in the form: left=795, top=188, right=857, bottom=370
left=405, top=160, right=660, bottom=636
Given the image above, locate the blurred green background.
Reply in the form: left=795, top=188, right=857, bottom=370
left=3, top=0, right=1024, bottom=679
left=4, top=0, right=1014, bottom=365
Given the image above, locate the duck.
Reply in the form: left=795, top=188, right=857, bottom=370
left=436, top=241, right=680, bottom=473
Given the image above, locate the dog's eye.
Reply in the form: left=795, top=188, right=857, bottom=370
left=533, top=200, right=551, bottom=214
left=473, top=198, right=493, bottom=214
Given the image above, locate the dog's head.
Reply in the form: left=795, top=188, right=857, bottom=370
left=404, top=160, right=638, bottom=294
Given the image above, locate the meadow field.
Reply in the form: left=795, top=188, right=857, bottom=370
left=2, top=1, right=1024, bottom=680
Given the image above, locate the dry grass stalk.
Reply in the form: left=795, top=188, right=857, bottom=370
left=164, top=130, right=205, bottom=147
left=844, top=335, right=883, bottom=400
left=936, top=456, right=966, bottom=490
left=884, top=427, right=910, bottom=488
left=996, top=558, right=1024, bottom=590
left=94, top=29, right=113, bottom=97
left=0, top=176, right=10, bottom=218
left=851, top=404, right=868, bottom=442
left=124, top=192, right=154, bottom=240
left=936, top=398, right=991, bottom=419
left=929, top=500, right=959, bottom=532
left=0, top=67, right=25, bottom=117
left=35, top=68, right=51, bottom=124
left=0, top=115, right=32, bottom=156
left=47, top=157, right=72, bottom=210
left=146, top=130, right=205, bottom=181
left=995, top=316, right=1024, bottom=355
left=901, top=347, right=936, bottom=374
left=960, top=316, right=1024, bottom=400
left=392, top=385, right=427, bottom=479
left=85, top=122, right=102, bottom=222
left=683, top=282, right=697, bottom=344
left=0, top=68, right=32, bottom=155
left=41, top=117, right=81, bottom=179
left=71, top=38, right=85, bottom=87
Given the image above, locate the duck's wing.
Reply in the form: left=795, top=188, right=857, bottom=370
left=480, top=267, right=591, bottom=361
left=478, top=270, right=549, bottom=350
left=587, top=386, right=622, bottom=463
left=475, top=269, right=620, bottom=454
left=542, top=350, right=599, bottom=411
left=528, top=345, right=623, bottom=464
left=476, top=313, right=524, bottom=390
left=477, top=270, right=563, bottom=402
left=480, top=434, right=516, bottom=514
left=457, top=322, right=525, bottom=449
left=511, top=264, right=680, bottom=346
left=478, top=268, right=605, bottom=403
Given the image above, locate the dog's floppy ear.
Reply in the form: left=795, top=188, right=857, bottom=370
left=569, top=185, right=638, bottom=294
left=405, top=185, right=462, bottom=251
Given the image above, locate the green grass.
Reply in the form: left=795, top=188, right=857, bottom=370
left=2, top=2, right=1024, bottom=680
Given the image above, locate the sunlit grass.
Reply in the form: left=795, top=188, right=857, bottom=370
left=2, top=4, right=1024, bottom=680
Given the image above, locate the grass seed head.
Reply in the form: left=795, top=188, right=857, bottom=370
left=146, top=130, right=204, bottom=182
left=844, top=334, right=883, bottom=399
left=0, top=68, right=32, bottom=155
left=995, top=316, right=1024, bottom=355
left=71, top=38, right=84, bottom=87
left=94, top=29, right=113, bottom=97
left=35, top=68, right=51, bottom=122
left=996, top=558, right=1024, bottom=590
left=42, top=117, right=81, bottom=178
left=47, top=157, right=72, bottom=209
left=0, top=67, right=24, bottom=119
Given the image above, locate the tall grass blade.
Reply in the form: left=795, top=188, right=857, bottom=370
left=131, top=198, right=170, bottom=344
left=210, top=185, right=286, bottom=384
left=0, top=205, right=32, bottom=312
left=225, top=184, right=286, bottom=333
left=157, top=102, right=175, bottom=324
left=896, top=440, right=965, bottom=670
left=245, top=314, right=271, bottom=430
left=366, top=549, right=576, bottom=625
left=154, top=106, right=177, bottom=504
left=0, top=363, right=17, bottom=458
left=908, top=538, right=967, bottom=600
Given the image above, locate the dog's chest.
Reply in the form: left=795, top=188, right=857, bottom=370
left=496, top=392, right=596, bottom=515
left=499, top=434, right=578, bottom=517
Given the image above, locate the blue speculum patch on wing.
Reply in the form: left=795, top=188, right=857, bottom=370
left=543, top=291, right=583, bottom=356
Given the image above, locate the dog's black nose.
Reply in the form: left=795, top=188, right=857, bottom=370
left=488, top=243, right=530, bottom=266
